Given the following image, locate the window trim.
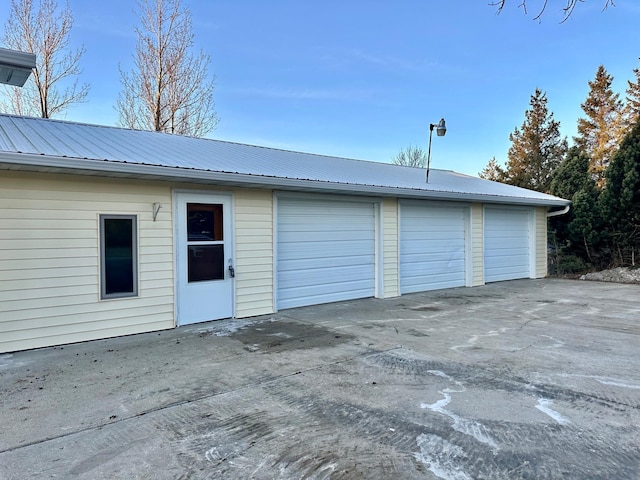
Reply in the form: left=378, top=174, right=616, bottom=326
left=99, top=214, right=139, bottom=300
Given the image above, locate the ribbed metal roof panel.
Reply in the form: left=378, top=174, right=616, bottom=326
left=0, top=114, right=569, bottom=206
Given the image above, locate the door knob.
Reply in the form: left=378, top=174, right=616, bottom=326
left=228, top=259, right=235, bottom=278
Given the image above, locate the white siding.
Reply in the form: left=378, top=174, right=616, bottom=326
left=535, top=206, right=548, bottom=278
left=471, top=203, right=484, bottom=286
left=234, top=189, right=275, bottom=318
left=382, top=198, right=399, bottom=298
left=0, top=172, right=174, bottom=353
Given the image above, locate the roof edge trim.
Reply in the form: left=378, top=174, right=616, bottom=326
left=0, top=152, right=571, bottom=207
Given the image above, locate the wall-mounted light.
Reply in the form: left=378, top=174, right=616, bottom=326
left=426, top=118, right=446, bottom=183
left=152, top=202, right=162, bottom=221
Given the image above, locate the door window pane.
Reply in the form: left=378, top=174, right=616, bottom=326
left=187, top=203, right=223, bottom=241
left=188, top=245, right=225, bottom=282
left=100, top=215, right=138, bottom=298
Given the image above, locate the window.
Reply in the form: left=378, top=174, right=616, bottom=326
left=100, top=215, right=138, bottom=299
left=186, top=203, right=225, bottom=282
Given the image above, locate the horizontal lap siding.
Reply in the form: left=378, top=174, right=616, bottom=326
left=535, top=207, right=547, bottom=278
left=471, top=204, right=484, bottom=286
left=234, top=189, right=274, bottom=318
left=0, top=172, right=174, bottom=352
left=382, top=198, right=399, bottom=298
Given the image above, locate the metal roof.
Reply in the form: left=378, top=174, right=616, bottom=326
left=0, top=114, right=570, bottom=207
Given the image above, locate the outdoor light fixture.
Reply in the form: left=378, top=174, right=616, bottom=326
left=426, top=118, right=446, bottom=183
left=0, top=47, right=36, bottom=87
left=152, top=202, right=162, bottom=221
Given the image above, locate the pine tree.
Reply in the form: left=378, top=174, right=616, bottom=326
left=599, top=119, right=640, bottom=266
left=504, top=88, right=567, bottom=192
left=575, top=65, right=625, bottom=188
left=625, top=58, right=640, bottom=126
left=478, top=157, right=506, bottom=182
left=549, top=147, right=601, bottom=268
left=550, top=147, right=593, bottom=199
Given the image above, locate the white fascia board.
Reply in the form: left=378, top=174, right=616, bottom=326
left=0, top=151, right=571, bottom=208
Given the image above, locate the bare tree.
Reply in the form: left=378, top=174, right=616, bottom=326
left=1, top=0, right=89, bottom=118
left=118, top=0, right=218, bottom=137
left=392, top=145, right=428, bottom=168
left=491, top=0, right=615, bottom=22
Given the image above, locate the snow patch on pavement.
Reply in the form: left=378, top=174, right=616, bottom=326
left=596, top=379, right=640, bottom=389
left=421, top=370, right=499, bottom=451
left=536, top=398, right=570, bottom=425
left=451, top=328, right=511, bottom=352
left=538, top=334, right=565, bottom=348
left=185, top=317, right=277, bottom=336
left=0, top=354, right=29, bottom=370
left=414, top=434, right=472, bottom=480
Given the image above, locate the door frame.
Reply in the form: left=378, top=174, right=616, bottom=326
left=172, top=188, right=235, bottom=326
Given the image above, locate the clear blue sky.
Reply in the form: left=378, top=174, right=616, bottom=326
left=1, top=1, right=639, bottom=176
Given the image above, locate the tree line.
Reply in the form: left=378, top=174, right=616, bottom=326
left=0, top=0, right=218, bottom=137
left=479, top=63, right=640, bottom=274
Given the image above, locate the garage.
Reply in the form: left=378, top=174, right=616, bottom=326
left=484, top=207, right=532, bottom=282
left=399, top=202, right=468, bottom=294
left=276, top=196, right=377, bottom=310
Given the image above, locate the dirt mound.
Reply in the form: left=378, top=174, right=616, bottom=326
left=580, top=267, right=640, bottom=284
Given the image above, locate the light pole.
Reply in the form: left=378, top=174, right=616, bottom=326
left=426, top=118, right=446, bottom=183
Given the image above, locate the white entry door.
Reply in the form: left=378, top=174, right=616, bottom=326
left=175, top=192, right=234, bottom=325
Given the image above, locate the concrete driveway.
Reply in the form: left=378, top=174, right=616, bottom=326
left=1, top=279, right=639, bottom=479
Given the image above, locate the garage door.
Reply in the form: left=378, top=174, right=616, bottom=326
left=400, top=202, right=467, bottom=294
left=276, top=196, right=376, bottom=310
left=484, top=207, right=531, bottom=282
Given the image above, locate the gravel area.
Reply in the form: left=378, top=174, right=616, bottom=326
left=580, top=266, right=640, bottom=284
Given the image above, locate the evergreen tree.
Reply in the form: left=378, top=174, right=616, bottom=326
left=549, top=147, right=601, bottom=268
left=599, top=119, right=640, bottom=266
left=478, top=157, right=506, bottom=182
left=550, top=147, right=592, bottom=199
left=625, top=58, right=640, bottom=126
left=504, top=88, right=567, bottom=192
left=575, top=65, right=625, bottom=188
